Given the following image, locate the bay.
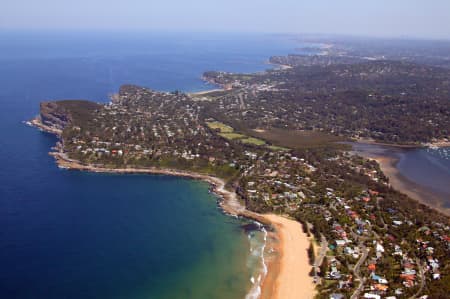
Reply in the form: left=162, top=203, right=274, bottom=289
left=0, top=31, right=298, bottom=299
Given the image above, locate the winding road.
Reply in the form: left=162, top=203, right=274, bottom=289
left=350, top=245, right=370, bottom=299
left=409, top=258, right=426, bottom=299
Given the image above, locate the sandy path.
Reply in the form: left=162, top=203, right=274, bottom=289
left=261, top=214, right=315, bottom=299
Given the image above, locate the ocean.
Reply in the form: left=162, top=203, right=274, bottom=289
left=0, top=31, right=299, bottom=299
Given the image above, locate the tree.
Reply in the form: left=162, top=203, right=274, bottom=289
left=320, top=256, right=328, bottom=277
left=307, top=243, right=315, bottom=265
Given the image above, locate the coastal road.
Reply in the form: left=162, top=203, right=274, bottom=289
left=352, top=277, right=367, bottom=299
left=376, top=197, right=388, bottom=230
left=409, top=258, right=426, bottom=299
left=238, top=92, right=246, bottom=111
left=350, top=245, right=369, bottom=299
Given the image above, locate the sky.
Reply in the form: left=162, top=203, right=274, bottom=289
left=1, top=0, right=450, bottom=39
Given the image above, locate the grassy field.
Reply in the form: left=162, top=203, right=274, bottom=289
left=207, top=121, right=309, bottom=150
left=207, top=121, right=266, bottom=145
left=206, top=121, right=234, bottom=133
left=219, top=132, right=246, bottom=140
left=249, top=128, right=344, bottom=149
left=240, top=137, right=266, bottom=146
left=267, top=145, right=290, bottom=151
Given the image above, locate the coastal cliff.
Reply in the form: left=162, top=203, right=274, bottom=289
left=39, top=100, right=101, bottom=131
left=40, top=101, right=72, bottom=130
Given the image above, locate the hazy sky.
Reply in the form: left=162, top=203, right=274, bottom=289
left=1, top=0, right=450, bottom=39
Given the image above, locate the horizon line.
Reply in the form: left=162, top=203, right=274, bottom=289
left=1, top=28, right=450, bottom=42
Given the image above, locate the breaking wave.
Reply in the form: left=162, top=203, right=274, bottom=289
left=245, top=222, right=268, bottom=299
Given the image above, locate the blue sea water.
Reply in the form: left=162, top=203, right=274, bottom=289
left=0, top=31, right=299, bottom=299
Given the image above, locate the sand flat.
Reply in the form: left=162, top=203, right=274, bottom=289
left=373, top=156, right=450, bottom=216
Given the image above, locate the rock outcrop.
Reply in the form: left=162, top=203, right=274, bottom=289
left=40, top=102, right=72, bottom=130
left=39, top=100, right=101, bottom=130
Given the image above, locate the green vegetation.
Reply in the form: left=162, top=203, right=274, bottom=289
left=307, top=243, right=315, bottom=265
left=206, top=121, right=234, bottom=133
left=267, top=145, right=290, bottom=151
left=207, top=120, right=268, bottom=146
left=240, top=137, right=266, bottom=146
left=203, top=59, right=450, bottom=144
left=250, top=128, right=343, bottom=149
left=40, top=55, right=450, bottom=298
left=219, top=132, right=246, bottom=140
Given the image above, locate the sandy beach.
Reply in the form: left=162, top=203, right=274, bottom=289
left=188, top=88, right=224, bottom=96
left=260, top=214, right=316, bottom=299
left=51, top=151, right=318, bottom=298
left=31, top=118, right=316, bottom=299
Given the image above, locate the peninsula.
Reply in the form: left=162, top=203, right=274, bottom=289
left=32, top=53, right=450, bottom=299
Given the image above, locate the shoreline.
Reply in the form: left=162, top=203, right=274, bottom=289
left=50, top=153, right=317, bottom=299
left=355, top=137, right=450, bottom=149
left=267, top=62, right=292, bottom=70
left=29, top=117, right=316, bottom=299
left=349, top=140, right=450, bottom=216
left=260, top=215, right=316, bottom=299
left=28, top=118, right=63, bottom=135
left=50, top=151, right=252, bottom=217
left=371, top=154, right=450, bottom=216
left=188, top=88, right=224, bottom=96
